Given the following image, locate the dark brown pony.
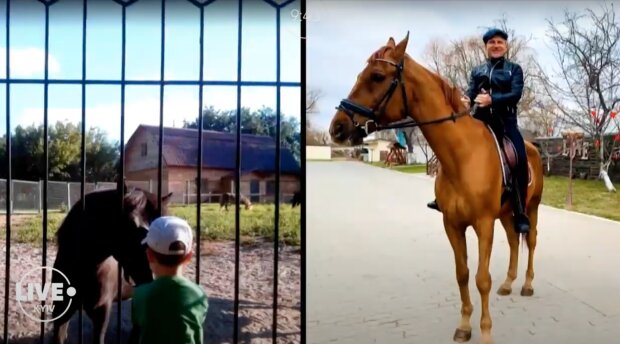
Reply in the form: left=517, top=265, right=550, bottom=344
left=220, top=192, right=253, bottom=211
left=329, top=33, right=543, bottom=344
left=52, top=187, right=172, bottom=344
left=291, top=191, right=302, bottom=208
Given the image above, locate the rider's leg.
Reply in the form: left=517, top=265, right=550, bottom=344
left=504, top=123, right=530, bottom=233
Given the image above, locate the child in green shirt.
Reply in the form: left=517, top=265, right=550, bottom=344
left=131, top=216, right=209, bottom=344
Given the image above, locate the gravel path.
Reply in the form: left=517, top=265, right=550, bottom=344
left=0, top=240, right=300, bottom=344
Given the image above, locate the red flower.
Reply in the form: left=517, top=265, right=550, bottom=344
left=615, top=134, right=620, bottom=141
left=595, top=139, right=600, bottom=148
left=611, top=111, right=617, bottom=118
left=591, top=110, right=597, bottom=116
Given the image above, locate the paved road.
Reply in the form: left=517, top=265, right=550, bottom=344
left=307, top=161, right=620, bottom=344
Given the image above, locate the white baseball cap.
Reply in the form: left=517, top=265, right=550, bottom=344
left=141, top=216, right=193, bottom=255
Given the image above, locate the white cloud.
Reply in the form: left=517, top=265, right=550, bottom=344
left=0, top=47, right=61, bottom=78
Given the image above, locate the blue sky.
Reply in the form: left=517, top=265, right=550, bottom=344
left=307, top=0, right=602, bottom=130
left=0, top=0, right=301, bottom=143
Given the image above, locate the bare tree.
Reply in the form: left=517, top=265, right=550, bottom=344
left=306, top=88, right=331, bottom=145
left=306, top=89, right=322, bottom=114
left=541, top=3, right=620, bottom=190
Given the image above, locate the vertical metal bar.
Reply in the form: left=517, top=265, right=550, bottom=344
left=273, top=5, right=281, bottom=344
left=300, top=1, right=306, bottom=342
left=41, top=3, right=51, bottom=339
left=157, top=0, right=166, bottom=211
left=3, top=0, right=10, bottom=342
left=196, top=6, right=205, bottom=285
left=117, top=3, right=128, bottom=344
left=78, top=0, right=88, bottom=342
left=234, top=0, right=243, bottom=342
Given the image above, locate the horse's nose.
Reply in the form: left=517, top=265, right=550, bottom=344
left=330, top=122, right=346, bottom=141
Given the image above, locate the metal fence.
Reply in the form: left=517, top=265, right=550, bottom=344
left=0, top=178, right=297, bottom=213
left=1, top=0, right=303, bottom=344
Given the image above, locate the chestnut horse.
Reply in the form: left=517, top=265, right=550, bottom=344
left=329, top=33, right=543, bottom=344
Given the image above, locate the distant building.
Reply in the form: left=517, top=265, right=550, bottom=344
left=124, top=125, right=300, bottom=204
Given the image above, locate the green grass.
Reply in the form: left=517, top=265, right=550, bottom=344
left=367, top=162, right=620, bottom=222
left=169, top=203, right=300, bottom=245
left=367, top=161, right=428, bottom=173
left=538, top=176, right=620, bottom=221
left=0, top=204, right=301, bottom=246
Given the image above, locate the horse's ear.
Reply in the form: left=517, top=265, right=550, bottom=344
left=386, top=37, right=396, bottom=48
left=393, top=31, right=410, bottom=61
left=162, top=192, right=173, bottom=205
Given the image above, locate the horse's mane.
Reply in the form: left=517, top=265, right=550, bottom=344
left=427, top=70, right=468, bottom=114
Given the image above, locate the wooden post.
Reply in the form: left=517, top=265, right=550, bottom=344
left=67, top=182, right=71, bottom=210
left=185, top=180, right=190, bottom=204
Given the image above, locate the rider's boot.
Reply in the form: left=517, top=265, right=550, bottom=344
left=512, top=176, right=530, bottom=234
left=427, top=199, right=441, bottom=212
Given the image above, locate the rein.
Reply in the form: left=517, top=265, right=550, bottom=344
left=336, top=57, right=473, bottom=136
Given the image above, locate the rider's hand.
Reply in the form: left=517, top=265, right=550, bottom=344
left=474, top=88, right=492, bottom=108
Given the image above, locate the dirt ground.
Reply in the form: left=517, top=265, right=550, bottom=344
left=0, top=239, right=301, bottom=344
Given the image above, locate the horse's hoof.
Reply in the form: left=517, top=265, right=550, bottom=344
left=453, top=328, right=472, bottom=342
left=520, top=287, right=534, bottom=296
left=497, top=286, right=512, bottom=296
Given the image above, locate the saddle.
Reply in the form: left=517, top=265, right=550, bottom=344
left=487, top=126, right=532, bottom=204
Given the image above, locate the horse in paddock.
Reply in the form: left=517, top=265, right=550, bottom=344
left=328, top=33, right=543, bottom=344
left=51, top=186, right=172, bottom=344
left=291, top=190, right=302, bottom=208
left=219, top=192, right=253, bottom=211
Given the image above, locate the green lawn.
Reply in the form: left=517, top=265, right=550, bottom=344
left=367, top=161, right=428, bottom=174
left=369, top=163, right=620, bottom=221
left=539, top=176, right=620, bottom=221
left=0, top=203, right=301, bottom=246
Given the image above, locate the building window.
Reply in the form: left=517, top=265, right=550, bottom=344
left=266, top=180, right=276, bottom=196
left=140, top=143, right=147, bottom=156
left=250, top=180, right=260, bottom=203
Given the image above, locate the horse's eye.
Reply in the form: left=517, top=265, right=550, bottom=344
left=371, top=73, right=386, bottom=82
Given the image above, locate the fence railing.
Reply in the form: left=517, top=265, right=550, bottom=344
left=0, top=178, right=296, bottom=214
left=1, top=1, right=302, bottom=343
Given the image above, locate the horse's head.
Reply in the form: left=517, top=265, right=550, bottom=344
left=330, top=33, right=411, bottom=146
left=117, top=189, right=173, bottom=285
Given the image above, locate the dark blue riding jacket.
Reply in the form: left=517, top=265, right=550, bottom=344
left=467, top=56, right=524, bottom=127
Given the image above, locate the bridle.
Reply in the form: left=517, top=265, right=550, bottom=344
left=336, top=57, right=473, bottom=137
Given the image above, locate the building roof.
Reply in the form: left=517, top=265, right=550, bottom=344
left=129, top=125, right=300, bottom=175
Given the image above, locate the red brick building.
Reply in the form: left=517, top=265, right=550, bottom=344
left=124, top=125, right=300, bottom=204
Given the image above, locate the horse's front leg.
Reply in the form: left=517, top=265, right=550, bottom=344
left=473, top=217, right=496, bottom=344
left=443, top=218, right=473, bottom=342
